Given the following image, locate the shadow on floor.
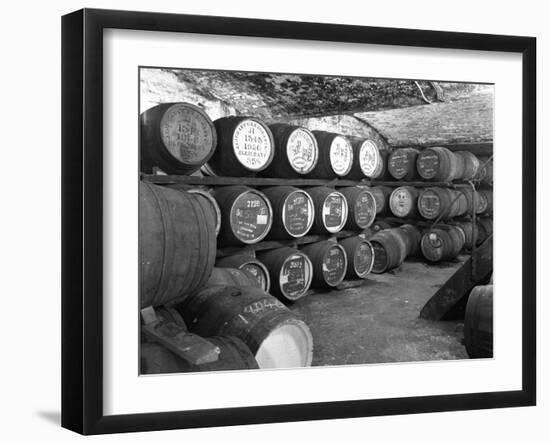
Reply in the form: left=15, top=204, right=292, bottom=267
left=36, top=410, right=60, bottom=426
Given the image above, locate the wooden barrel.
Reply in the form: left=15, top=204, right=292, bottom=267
left=389, top=186, right=420, bottom=218
left=478, top=218, right=493, bottom=239
left=216, top=255, right=271, bottom=292
left=417, top=187, right=467, bottom=220
left=371, top=219, right=395, bottom=233
left=176, top=286, right=314, bottom=368
left=301, top=241, right=348, bottom=288
left=206, top=267, right=261, bottom=288
left=398, top=224, right=422, bottom=256
left=212, top=186, right=273, bottom=245
left=207, top=116, right=275, bottom=176
left=140, top=103, right=217, bottom=175
left=140, top=336, right=259, bottom=374
left=262, top=186, right=314, bottom=239
left=387, top=148, right=420, bottom=180
left=455, top=151, right=481, bottom=180
left=339, top=236, right=374, bottom=279
left=416, top=147, right=461, bottom=181
left=168, top=185, right=221, bottom=236
left=257, top=247, right=313, bottom=302
left=340, top=187, right=377, bottom=230
left=370, top=229, right=408, bottom=273
left=464, top=285, right=493, bottom=358
left=460, top=188, right=481, bottom=216
left=420, top=226, right=465, bottom=262
left=368, top=185, right=393, bottom=215
left=139, top=182, right=216, bottom=308
left=450, top=221, right=480, bottom=249
left=347, top=138, right=384, bottom=179
left=307, top=187, right=348, bottom=234
left=306, top=131, right=354, bottom=178
left=477, top=190, right=493, bottom=215
left=477, top=157, right=493, bottom=185
left=261, top=124, right=318, bottom=177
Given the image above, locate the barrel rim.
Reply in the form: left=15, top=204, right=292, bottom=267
left=281, top=189, right=315, bottom=238
left=229, top=188, right=274, bottom=244
left=285, top=126, right=319, bottom=175
left=320, top=243, right=348, bottom=286
left=278, top=252, right=313, bottom=300
left=358, top=139, right=380, bottom=177
left=238, top=260, right=272, bottom=293
left=329, top=135, right=354, bottom=177
left=322, top=190, right=349, bottom=233
left=157, top=102, right=217, bottom=166
left=349, top=238, right=374, bottom=278
left=231, top=117, right=275, bottom=172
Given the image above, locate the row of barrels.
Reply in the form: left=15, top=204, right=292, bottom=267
left=169, top=184, right=378, bottom=245
left=140, top=182, right=376, bottom=308
left=367, top=217, right=493, bottom=272
left=209, top=235, right=375, bottom=303
left=140, top=102, right=493, bottom=183
left=372, top=185, right=493, bottom=220
left=140, top=181, right=493, bottom=308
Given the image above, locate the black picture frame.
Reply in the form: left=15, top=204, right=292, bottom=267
left=61, top=8, right=536, bottom=435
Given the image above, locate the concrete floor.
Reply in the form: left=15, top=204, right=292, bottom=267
left=290, top=256, right=469, bottom=366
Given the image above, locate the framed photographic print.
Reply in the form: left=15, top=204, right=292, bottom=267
left=61, top=8, right=536, bottom=435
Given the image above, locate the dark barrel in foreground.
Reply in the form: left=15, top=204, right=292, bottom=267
left=464, top=284, right=493, bottom=358
left=301, top=241, right=348, bottom=288
left=213, top=186, right=273, bottom=245
left=140, top=336, right=259, bottom=374
left=216, top=254, right=271, bottom=292
left=207, top=116, right=275, bottom=176
left=176, top=286, right=314, bottom=369
left=140, top=103, right=217, bottom=175
left=257, top=247, right=313, bottom=302
left=370, top=228, right=409, bottom=273
left=139, top=182, right=216, bottom=308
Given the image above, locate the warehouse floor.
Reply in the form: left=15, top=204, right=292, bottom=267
left=290, top=256, right=469, bottom=366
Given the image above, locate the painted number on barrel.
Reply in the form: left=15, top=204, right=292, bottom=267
left=161, top=105, right=214, bottom=164
left=233, top=120, right=272, bottom=170
left=280, top=255, right=311, bottom=298
left=354, top=242, right=373, bottom=275
left=232, top=193, right=271, bottom=241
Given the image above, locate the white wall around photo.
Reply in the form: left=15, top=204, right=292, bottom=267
left=0, top=0, right=546, bottom=442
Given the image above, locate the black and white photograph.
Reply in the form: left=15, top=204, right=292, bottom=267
left=139, top=67, right=494, bottom=374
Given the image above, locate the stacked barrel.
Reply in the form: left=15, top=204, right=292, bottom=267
left=138, top=102, right=401, bottom=374
left=139, top=102, right=493, bottom=372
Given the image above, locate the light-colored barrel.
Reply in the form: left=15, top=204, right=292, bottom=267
left=307, top=187, right=349, bottom=234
